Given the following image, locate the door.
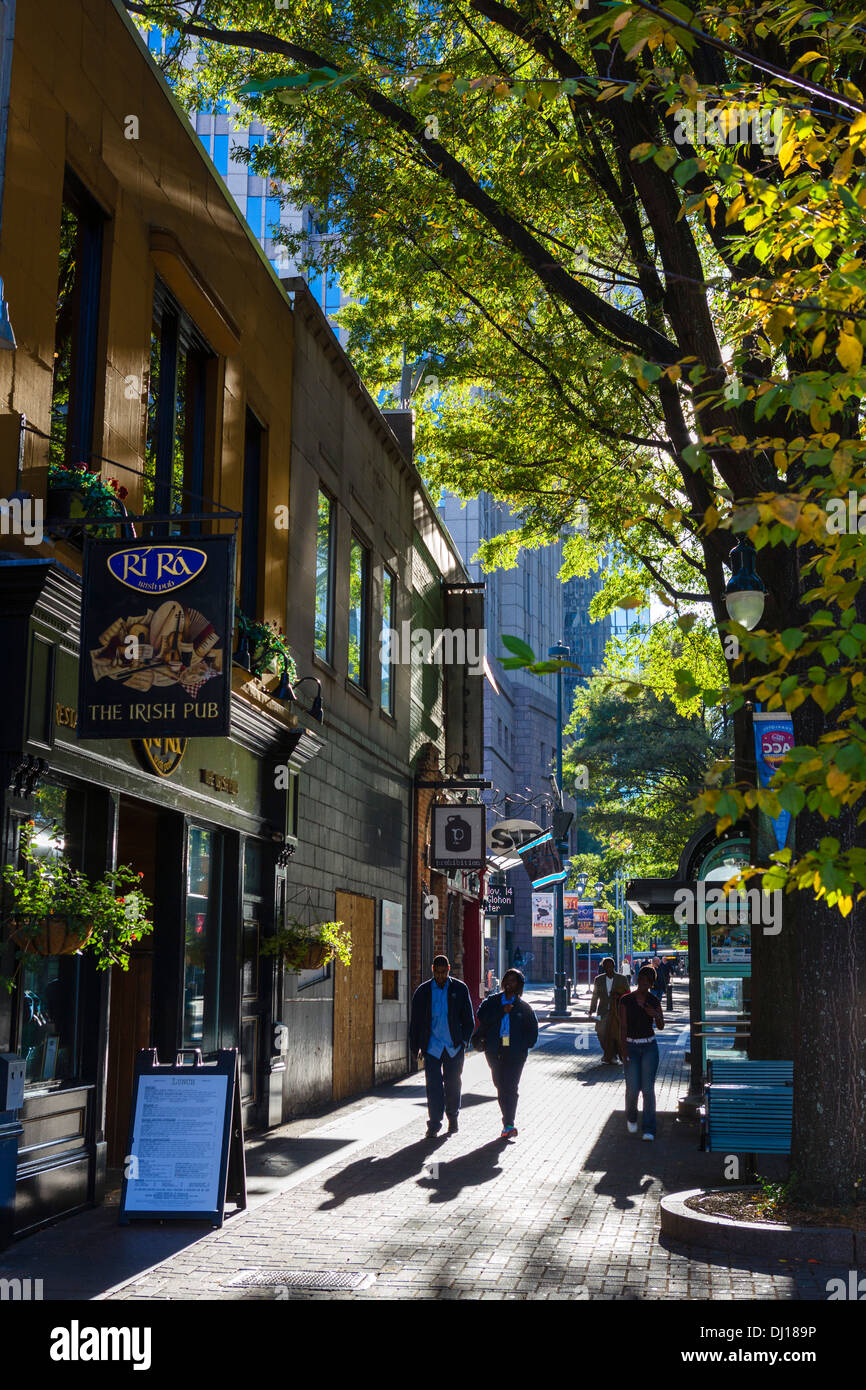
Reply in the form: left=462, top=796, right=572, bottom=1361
left=333, top=891, right=375, bottom=1101
left=106, top=797, right=159, bottom=1167
left=239, top=839, right=269, bottom=1128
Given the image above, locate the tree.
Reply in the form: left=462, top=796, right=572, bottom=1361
left=563, top=677, right=732, bottom=875
left=127, top=0, right=866, bottom=1204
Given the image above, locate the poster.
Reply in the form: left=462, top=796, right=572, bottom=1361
left=123, top=1073, right=229, bottom=1214
left=380, top=900, right=403, bottom=970
left=78, top=536, right=235, bottom=739
left=485, top=884, right=514, bottom=915
left=532, top=891, right=555, bottom=934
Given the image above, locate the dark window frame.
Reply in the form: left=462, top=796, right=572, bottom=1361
left=50, top=169, right=106, bottom=468
left=146, top=278, right=213, bottom=535
left=314, top=488, right=335, bottom=664
left=380, top=566, right=396, bottom=715
left=347, top=531, right=371, bottom=691
left=240, top=408, right=264, bottom=616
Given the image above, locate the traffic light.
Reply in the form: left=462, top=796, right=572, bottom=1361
left=650, top=938, right=657, bottom=953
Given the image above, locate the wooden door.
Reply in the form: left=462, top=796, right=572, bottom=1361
left=333, top=892, right=375, bottom=1101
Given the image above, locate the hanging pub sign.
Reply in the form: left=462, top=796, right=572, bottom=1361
left=78, top=536, right=236, bottom=740
left=430, top=804, right=486, bottom=871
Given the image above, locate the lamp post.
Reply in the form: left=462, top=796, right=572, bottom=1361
left=549, top=642, right=571, bottom=1018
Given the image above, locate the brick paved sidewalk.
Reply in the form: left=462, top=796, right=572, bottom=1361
left=94, top=985, right=842, bottom=1301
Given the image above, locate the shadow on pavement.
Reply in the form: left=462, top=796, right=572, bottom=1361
left=418, top=1138, right=509, bottom=1205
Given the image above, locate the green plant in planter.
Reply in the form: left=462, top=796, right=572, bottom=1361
left=0, top=821, right=154, bottom=992
left=259, top=918, right=351, bottom=973
left=235, top=608, right=298, bottom=684
left=48, top=462, right=129, bottom=537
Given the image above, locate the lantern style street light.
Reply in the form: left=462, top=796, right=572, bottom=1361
left=724, top=537, right=766, bottom=631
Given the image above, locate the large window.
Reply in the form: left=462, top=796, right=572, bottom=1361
left=348, top=536, right=369, bottom=689
left=380, top=568, right=395, bottom=714
left=145, top=281, right=212, bottom=533
left=50, top=173, right=104, bottom=466
left=314, top=490, right=334, bottom=662
left=240, top=410, right=263, bottom=616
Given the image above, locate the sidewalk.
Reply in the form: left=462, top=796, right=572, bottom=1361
left=0, top=985, right=841, bottom=1300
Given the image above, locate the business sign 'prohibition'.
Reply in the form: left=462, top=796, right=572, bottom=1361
left=78, top=536, right=235, bottom=739
left=430, top=804, right=486, bottom=870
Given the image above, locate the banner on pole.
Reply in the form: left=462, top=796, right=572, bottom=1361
left=753, top=711, right=794, bottom=850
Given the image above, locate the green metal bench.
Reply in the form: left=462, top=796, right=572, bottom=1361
left=703, top=1083, right=792, bottom=1154
left=707, top=1059, right=793, bottom=1085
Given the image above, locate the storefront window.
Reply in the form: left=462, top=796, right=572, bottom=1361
left=183, top=827, right=222, bottom=1053
left=20, top=956, right=80, bottom=1085
left=16, top=785, right=82, bottom=1086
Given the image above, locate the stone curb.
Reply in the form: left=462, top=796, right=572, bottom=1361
left=660, top=1188, right=861, bottom=1264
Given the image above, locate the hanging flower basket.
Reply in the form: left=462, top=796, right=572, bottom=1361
left=300, top=942, right=328, bottom=970
left=9, top=914, right=94, bottom=957
left=259, top=917, right=352, bottom=974
left=1, top=821, right=154, bottom=993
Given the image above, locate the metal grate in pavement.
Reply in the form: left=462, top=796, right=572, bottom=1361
left=226, top=1268, right=372, bottom=1291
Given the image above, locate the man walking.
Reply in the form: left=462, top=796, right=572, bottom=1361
left=409, top=955, right=476, bottom=1139
left=474, top=968, right=538, bottom=1139
left=588, top=956, right=630, bottom=1063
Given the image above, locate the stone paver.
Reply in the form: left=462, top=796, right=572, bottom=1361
left=95, top=985, right=842, bottom=1301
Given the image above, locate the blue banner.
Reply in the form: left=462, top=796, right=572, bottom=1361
left=753, top=711, right=795, bottom=851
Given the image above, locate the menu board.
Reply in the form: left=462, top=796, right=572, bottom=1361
left=124, top=1074, right=228, bottom=1214
left=119, top=1049, right=244, bottom=1227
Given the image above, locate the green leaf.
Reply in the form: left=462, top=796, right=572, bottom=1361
left=500, top=635, right=537, bottom=663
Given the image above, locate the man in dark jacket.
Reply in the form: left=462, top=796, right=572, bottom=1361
left=409, top=955, right=476, bottom=1138
left=474, top=968, right=539, bottom=1139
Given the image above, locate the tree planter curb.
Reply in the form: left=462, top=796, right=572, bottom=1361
left=660, top=1188, right=863, bottom=1264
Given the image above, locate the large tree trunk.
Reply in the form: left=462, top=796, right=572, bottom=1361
left=788, top=760, right=866, bottom=1204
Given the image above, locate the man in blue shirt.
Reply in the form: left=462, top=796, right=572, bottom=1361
left=409, top=955, right=476, bottom=1138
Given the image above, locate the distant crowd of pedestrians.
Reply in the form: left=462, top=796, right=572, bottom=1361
left=408, top=951, right=668, bottom=1142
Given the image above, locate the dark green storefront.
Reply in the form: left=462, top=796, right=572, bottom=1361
left=0, top=557, right=314, bottom=1239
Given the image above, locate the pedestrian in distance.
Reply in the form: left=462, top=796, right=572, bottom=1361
left=618, top=965, right=665, bottom=1141
left=473, top=968, right=539, bottom=1139
left=588, top=956, right=630, bottom=1064
left=408, top=955, right=476, bottom=1139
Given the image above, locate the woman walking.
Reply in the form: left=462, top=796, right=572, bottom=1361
left=618, top=965, right=664, bottom=1140
left=474, top=968, right=538, bottom=1139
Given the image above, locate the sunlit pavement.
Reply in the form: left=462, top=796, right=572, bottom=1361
left=0, top=983, right=843, bottom=1300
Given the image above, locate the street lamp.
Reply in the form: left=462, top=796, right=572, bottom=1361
left=725, top=537, right=766, bottom=631
left=549, top=641, right=571, bottom=1018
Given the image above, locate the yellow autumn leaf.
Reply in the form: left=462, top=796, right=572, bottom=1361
left=810, top=330, right=827, bottom=360
left=837, top=330, right=863, bottom=374
left=826, top=768, right=851, bottom=795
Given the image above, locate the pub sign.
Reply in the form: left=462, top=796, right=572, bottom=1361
left=78, top=536, right=235, bottom=740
